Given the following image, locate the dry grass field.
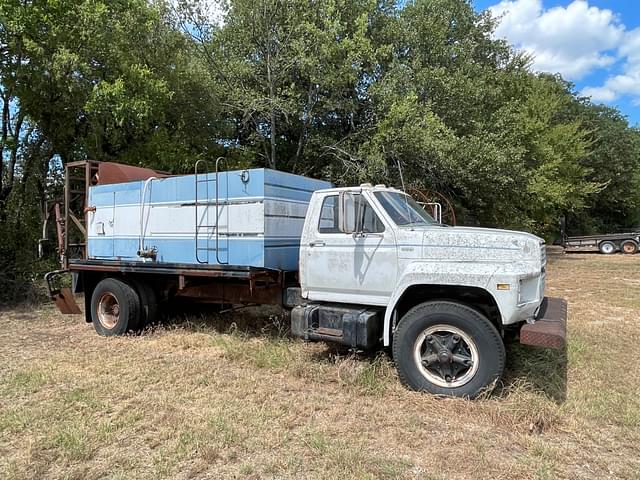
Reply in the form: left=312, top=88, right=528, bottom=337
left=1, top=254, right=639, bottom=479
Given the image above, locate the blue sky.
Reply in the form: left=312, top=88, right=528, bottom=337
left=473, top=0, right=640, bottom=125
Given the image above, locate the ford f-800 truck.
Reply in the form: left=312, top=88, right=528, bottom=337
left=46, top=160, right=567, bottom=398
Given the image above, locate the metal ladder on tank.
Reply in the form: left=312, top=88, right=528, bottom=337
left=194, top=157, right=229, bottom=264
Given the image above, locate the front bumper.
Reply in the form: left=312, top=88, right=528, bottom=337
left=519, top=297, right=567, bottom=349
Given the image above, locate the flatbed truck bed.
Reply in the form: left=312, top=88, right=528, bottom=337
left=47, top=259, right=296, bottom=319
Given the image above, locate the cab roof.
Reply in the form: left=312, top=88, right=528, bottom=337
left=313, top=184, right=404, bottom=195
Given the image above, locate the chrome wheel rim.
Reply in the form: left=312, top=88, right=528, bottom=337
left=413, top=324, right=479, bottom=388
left=601, top=243, right=614, bottom=254
left=97, top=292, right=120, bottom=329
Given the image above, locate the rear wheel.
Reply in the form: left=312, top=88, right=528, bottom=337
left=599, top=241, right=616, bottom=254
left=621, top=240, right=638, bottom=255
left=392, top=301, right=505, bottom=398
left=91, top=278, right=141, bottom=336
left=127, top=278, right=158, bottom=328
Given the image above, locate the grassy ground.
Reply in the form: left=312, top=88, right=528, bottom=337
left=1, top=254, right=639, bottom=479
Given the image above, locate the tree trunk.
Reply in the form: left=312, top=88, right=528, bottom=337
left=295, top=83, right=316, bottom=164
left=266, top=57, right=277, bottom=169
left=295, top=125, right=305, bottom=164
left=6, top=112, right=26, bottom=193
left=36, top=149, right=54, bottom=225
left=18, top=131, right=43, bottom=200
left=0, top=93, right=8, bottom=196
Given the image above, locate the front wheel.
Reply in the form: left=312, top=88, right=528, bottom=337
left=392, top=301, right=505, bottom=398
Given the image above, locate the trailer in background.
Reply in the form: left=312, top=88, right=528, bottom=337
left=563, top=231, right=640, bottom=254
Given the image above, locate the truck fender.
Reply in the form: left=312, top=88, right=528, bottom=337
left=382, top=262, right=500, bottom=346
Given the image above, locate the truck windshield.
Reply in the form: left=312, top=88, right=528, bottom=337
left=374, top=191, right=436, bottom=226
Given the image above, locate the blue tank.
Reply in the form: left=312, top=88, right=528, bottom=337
left=87, top=168, right=331, bottom=270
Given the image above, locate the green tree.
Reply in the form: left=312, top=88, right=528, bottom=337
left=564, top=101, right=640, bottom=233
left=181, top=0, right=386, bottom=172
left=0, top=0, right=221, bottom=300
left=351, top=1, right=599, bottom=232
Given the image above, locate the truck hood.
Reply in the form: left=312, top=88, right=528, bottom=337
left=412, top=225, right=544, bottom=263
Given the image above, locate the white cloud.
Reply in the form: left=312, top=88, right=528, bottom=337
left=488, top=0, right=640, bottom=107
left=488, top=0, right=624, bottom=80
left=581, top=86, right=617, bottom=103
left=618, top=28, right=640, bottom=65
left=580, top=28, right=640, bottom=104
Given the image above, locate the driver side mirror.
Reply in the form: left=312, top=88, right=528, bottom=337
left=339, top=192, right=362, bottom=234
left=419, top=201, right=442, bottom=224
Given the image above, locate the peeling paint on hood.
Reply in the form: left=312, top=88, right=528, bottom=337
left=414, top=225, right=544, bottom=263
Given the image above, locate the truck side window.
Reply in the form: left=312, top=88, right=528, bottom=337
left=318, top=194, right=385, bottom=234
left=318, top=195, right=340, bottom=233
left=361, top=199, right=385, bottom=233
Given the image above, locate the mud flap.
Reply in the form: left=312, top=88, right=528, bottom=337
left=45, top=270, right=82, bottom=314
left=52, top=287, right=82, bottom=314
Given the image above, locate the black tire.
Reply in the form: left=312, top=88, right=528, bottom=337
left=127, top=278, right=158, bottom=328
left=621, top=240, right=638, bottom=255
left=90, top=278, right=141, bottom=336
left=392, top=301, right=505, bottom=398
left=599, top=241, right=616, bottom=254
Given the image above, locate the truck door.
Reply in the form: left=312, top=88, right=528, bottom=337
left=301, top=192, right=398, bottom=306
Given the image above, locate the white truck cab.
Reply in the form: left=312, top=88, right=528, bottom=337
left=293, top=184, right=566, bottom=398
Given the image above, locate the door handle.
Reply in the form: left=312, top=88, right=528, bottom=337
left=309, top=240, right=325, bottom=247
